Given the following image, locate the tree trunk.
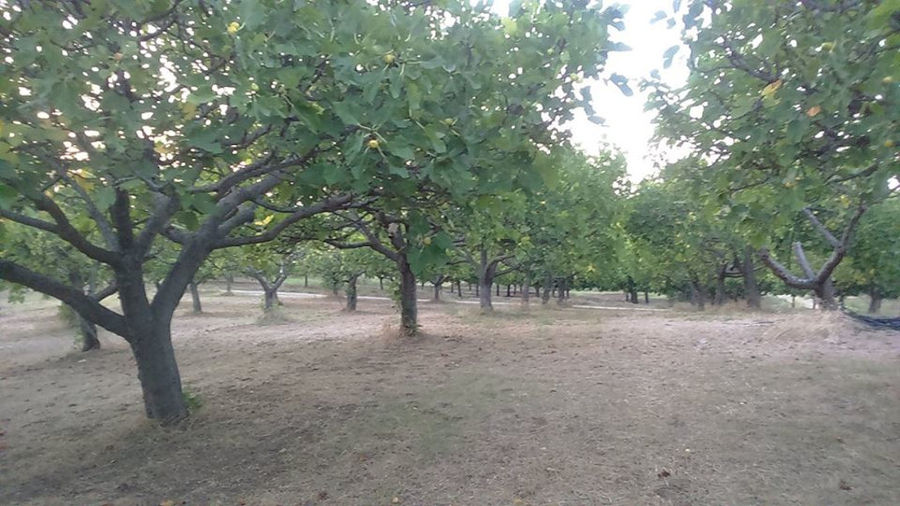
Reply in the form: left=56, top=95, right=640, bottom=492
left=474, top=283, right=479, bottom=296
left=690, top=280, right=707, bottom=310
left=189, top=280, right=202, bottom=313
left=627, top=276, right=638, bottom=305
left=304, top=274, right=309, bottom=288
left=129, top=323, right=188, bottom=424
left=495, top=283, right=500, bottom=297
left=713, top=267, right=726, bottom=306
left=743, top=246, right=761, bottom=309
left=506, top=284, right=511, bottom=297
left=379, top=276, right=384, bottom=291
left=345, top=274, right=358, bottom=311
left=456, top=280, right=462, bottom=298
left=398, top=257, right=418, bottom=336
left=542, top=273, right=552, bottom=305
left=644, top=291, right=649, bottom=304
left=78, top=313, right=100, bottom=351
left=868, top=291, right=883, bottom=314
left=224, top=273, right=234, bottom=296
left=263, top=288, right=277, bottom=311
left=522, top=274, right=531, bottom=305
left=479, top=280, right=493, bottom=310
left=816, top=278, right=837, bottom=310
left=557, top=277, right=567, bottom=305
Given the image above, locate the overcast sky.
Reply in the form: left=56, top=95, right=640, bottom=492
left=496, top=1, right=690, bottom=182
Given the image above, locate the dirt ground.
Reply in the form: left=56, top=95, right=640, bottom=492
left=1, top=290, right=899, bottom=505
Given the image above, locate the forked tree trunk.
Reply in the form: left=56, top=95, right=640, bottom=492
left=346, top=274, right=358, bottom=311
left=398, top=257, right=417, bottom=336
left=78, top=313, right=101, bottom=351
left=743, top=246, right=761, bottom=309
left=189, top=280, right=202, bottom=313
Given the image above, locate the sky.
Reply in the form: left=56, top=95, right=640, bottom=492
left=496, top=1, right=690, bottom=182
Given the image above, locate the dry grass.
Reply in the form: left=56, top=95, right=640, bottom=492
left=1, top=292, right=898, bottom=505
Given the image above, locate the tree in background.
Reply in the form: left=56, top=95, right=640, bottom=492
left=649, top=0, right=898, bottom=309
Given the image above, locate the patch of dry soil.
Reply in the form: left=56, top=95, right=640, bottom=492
left=1, top=292, right=898, bottom=505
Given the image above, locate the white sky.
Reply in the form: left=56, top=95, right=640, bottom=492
left=496, top=1, right=690, bottom=182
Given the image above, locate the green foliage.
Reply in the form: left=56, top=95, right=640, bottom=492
left=649, top=0, right=898, bottom=243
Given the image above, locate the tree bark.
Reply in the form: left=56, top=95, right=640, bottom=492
left=690, top=279, right=707, bottom=310
left=541, top=273, right=552, bottom=305
left=304, top=274, right=309, bottom=288
left=224, top=273, right=234, bottom=296
left=379, top=276, right=384, bottom=291
left=868, top=290, right=883, bottom=314
left=263, top=288, right=277, bottom=311
left=627, top=276, right=638, bottom=305
left=522, top=273, right=531, bottom=305
left=557, top=277, right=567, bottom=305
left=78, top=313, right=101, bottom=351
left=742, top=246, right=761, bottom=309
left=644, top=291, right=649, bottom=304
left=432, top=275, right=445, bottom=302
left=189, top=280, right=202, bottom=313
left=129, top=322, right=187, bottom=424
left=713, top=267, right=727, bottom=306
left=456, top=280, right=462, bottom=298
left=495, top=283, right=500, bottom=297
left=398, top=257, right=418, bottom=336
left=345, top=274, right=358, bottom=311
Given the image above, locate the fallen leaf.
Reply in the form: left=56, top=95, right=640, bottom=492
left=806, top=105, right=822, bottom=117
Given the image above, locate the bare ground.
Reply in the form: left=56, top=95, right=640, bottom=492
left=1, top=291, right=899, bottom=505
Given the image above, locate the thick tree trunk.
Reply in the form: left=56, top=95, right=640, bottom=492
left=542, top=273, right=552, bottom=305
left=868, top=291, right=883, bottom=314
left=129, top=323, right=187, bottom=424
left=743, top=246, right=761, bottom=309
left=78, top=313, right=100, bottom=351
left=345, top=274, right=358, bottom=311
left=398, top=258, right=417, bottom=336
left=816, top=278, right=837, bottom=310
left=479, top=281, right=493, bottom=310
left=189, top=280, right=202, bottom=313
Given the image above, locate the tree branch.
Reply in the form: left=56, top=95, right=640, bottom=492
left=0, top=259, right=130, bottom=338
